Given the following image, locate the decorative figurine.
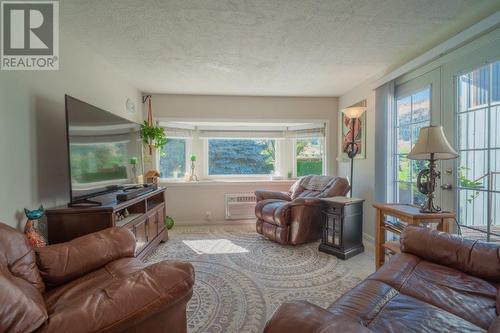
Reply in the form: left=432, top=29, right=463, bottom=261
left=24, top=206, right=46, bottom=248
left=145, top=170, right=160, bottom=184
left=188, top=155, right=198, bottom=181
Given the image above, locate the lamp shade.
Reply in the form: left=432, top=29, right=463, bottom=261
left=342, top=106, right=366, bottom=119
left=408, top=125, right=458, bottom=160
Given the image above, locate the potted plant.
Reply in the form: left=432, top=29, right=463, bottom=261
left=140, top=121, right=167, bottom=155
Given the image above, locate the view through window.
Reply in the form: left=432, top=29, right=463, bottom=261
left=457, top=60, right=500, bottom=242
left=393, top=87, right=431, bottom=205
left=159, top=138, right=187, bottom=179
left=208, top=139, right=276, bottom=175
left=295, top=138, right=324, bottom=177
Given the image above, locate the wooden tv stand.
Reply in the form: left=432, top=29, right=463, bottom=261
left=46, top=187, right=167, bottom=260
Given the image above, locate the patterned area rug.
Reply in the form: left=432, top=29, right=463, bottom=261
left=145, top=224, right=373, bottom=333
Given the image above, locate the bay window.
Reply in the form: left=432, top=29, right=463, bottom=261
left=159, top=138, right=188, bottom=179
left=207, top=139, right=277, bottom=176
left=294, top=137, right=325, bottom=177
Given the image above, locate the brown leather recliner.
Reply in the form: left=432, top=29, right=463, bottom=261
left=0, top=222, right=194, bottom=333
left=264, top=225, right=500, bottom=333
left=255, top=175, right=350, bottom=245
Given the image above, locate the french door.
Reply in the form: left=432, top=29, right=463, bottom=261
left=453, top=61, right=500, bottom=241
left=391, top=69, right=441, bottom=206
left=441, top=35, right=500, bottom=241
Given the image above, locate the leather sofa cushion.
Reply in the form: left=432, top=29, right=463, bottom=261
left=401, top=225, right=500, bottom=282
left=0, top=271, right=47, bottom=333
left=44, top=258, right=144, bottom=312
left=264, top=301, right=372, bottom=333
left=36, top=227, right=135, bottom=288
left=41, top=259, right=194, bottom=333
left=0, top=223, right=45, bottom=293
left=255, top=200, right=290, bottom=226
left=328, top=278, right=486, bottom=333
left=328, top=253, right=498, bottom=332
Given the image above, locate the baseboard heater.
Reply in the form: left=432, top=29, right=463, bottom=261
left=225, top=193, right=257, bottom=220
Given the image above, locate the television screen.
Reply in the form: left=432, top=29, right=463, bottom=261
left=65, top=95, right=142, bottom=202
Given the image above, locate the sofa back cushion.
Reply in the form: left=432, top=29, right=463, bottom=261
left=0, top=223, right=45, bottom=293
left=289, top=175, right=349, bottom=199
left=401, top=225, right=500, bottom=282
left=36, top=227, right=135, bottom=288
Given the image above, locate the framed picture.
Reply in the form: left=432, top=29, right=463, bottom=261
left=340, top=105, right=366, bottom=160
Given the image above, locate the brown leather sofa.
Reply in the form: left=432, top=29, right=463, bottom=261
left=255, top=175, right=350, bottom=245
left=0, top=222, right=194, bottom=333
left=264, top=225, right=500, bottom=333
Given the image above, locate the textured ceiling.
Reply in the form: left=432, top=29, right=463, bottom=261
left=61, top=0, right=500, bottom=96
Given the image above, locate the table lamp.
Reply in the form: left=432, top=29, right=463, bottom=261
left=341, top=106, right=366, bottom=197
left=408, top=125, right=458, bottom=213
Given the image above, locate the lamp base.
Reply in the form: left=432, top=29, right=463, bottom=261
left=416, top=158, right=442, bottom=214
left=418, top=201, right=442, bottom=214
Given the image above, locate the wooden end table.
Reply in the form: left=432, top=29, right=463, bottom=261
left=319, top=197, right=364, bottom=260
left=373, top=203, right=456, bottom=270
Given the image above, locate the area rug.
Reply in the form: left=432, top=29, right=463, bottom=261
left=145, top=224, right=373, bottom=333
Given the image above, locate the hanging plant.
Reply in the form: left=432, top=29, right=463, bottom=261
left=140, top=121, right=167, bottom=155
left=141, top=95, right=168, bottom=155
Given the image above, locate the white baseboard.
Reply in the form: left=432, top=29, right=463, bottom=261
left=363, top=233, right=375, bottom=251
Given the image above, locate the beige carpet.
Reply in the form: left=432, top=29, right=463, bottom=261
left=145, top=224, right=374, bottom=333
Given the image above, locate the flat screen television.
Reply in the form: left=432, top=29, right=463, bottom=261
left=65, top=95, right=143, bottom=203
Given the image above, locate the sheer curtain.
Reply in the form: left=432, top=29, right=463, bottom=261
left=374, top=81, right=395, bottom=203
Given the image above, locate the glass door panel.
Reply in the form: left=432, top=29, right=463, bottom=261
left=393, top=87, right=431, bottom=205
left=456, top=60, right=500, bottom=241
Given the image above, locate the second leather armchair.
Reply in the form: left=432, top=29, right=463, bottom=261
left=255, top=175, right=350, bottom=245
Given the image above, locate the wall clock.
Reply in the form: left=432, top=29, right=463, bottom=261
left=126, top=98, right=136, bottom=114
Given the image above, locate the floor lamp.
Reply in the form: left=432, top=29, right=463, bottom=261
left=342, top=106, right=366, bottom=198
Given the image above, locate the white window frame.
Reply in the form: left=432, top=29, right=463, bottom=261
left=156, top=137, right=192, bottom=181
left=292, top=137, right=326, bottom=178
left=204, top=138, right=281, bottom=179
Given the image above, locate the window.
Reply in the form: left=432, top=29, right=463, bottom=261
left=393, top=87, right=431, bottom=205
left=159, top=138, right=187, bottom=179
left=208, top=139, right=276, bottom=176
left=295, top=137, right=324, bottom=177
left=456, top=60, right=500, bottom=242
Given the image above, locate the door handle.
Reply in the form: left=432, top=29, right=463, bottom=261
left=441, top=184, right=453, bottom=190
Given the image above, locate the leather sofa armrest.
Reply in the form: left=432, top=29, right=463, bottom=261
left=264, top=301, right=372, bottom=333
left=36, top=227, right=136, bottom=288
left=255, top=190, right=291, bottom=202
left=41, top=261, right=195, bottom=333
left=400, top=225, right=500, bottom=282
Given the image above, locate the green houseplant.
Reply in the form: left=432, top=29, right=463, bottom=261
left=164, top=216, right=175, bottom=230
left=140, top=121, right=168, bottom=155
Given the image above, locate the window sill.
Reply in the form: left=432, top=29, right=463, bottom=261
left=160, top=179, right=296, bottom=187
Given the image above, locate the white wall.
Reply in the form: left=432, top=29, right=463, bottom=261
left=148, top=94, right=339, bottom=224
left=338, top=83, right=376, bottom=243
left=0, top=33, right=142, bottom=229
left=164, top=181, right=293, bottom=224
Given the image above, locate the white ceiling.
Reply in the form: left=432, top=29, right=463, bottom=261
left=62, top=0, right=500, bottom=96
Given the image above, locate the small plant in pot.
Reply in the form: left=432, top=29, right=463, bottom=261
left=140, top=121, right=168, bottom=156
left=164, top=216, right=175, bottom=230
